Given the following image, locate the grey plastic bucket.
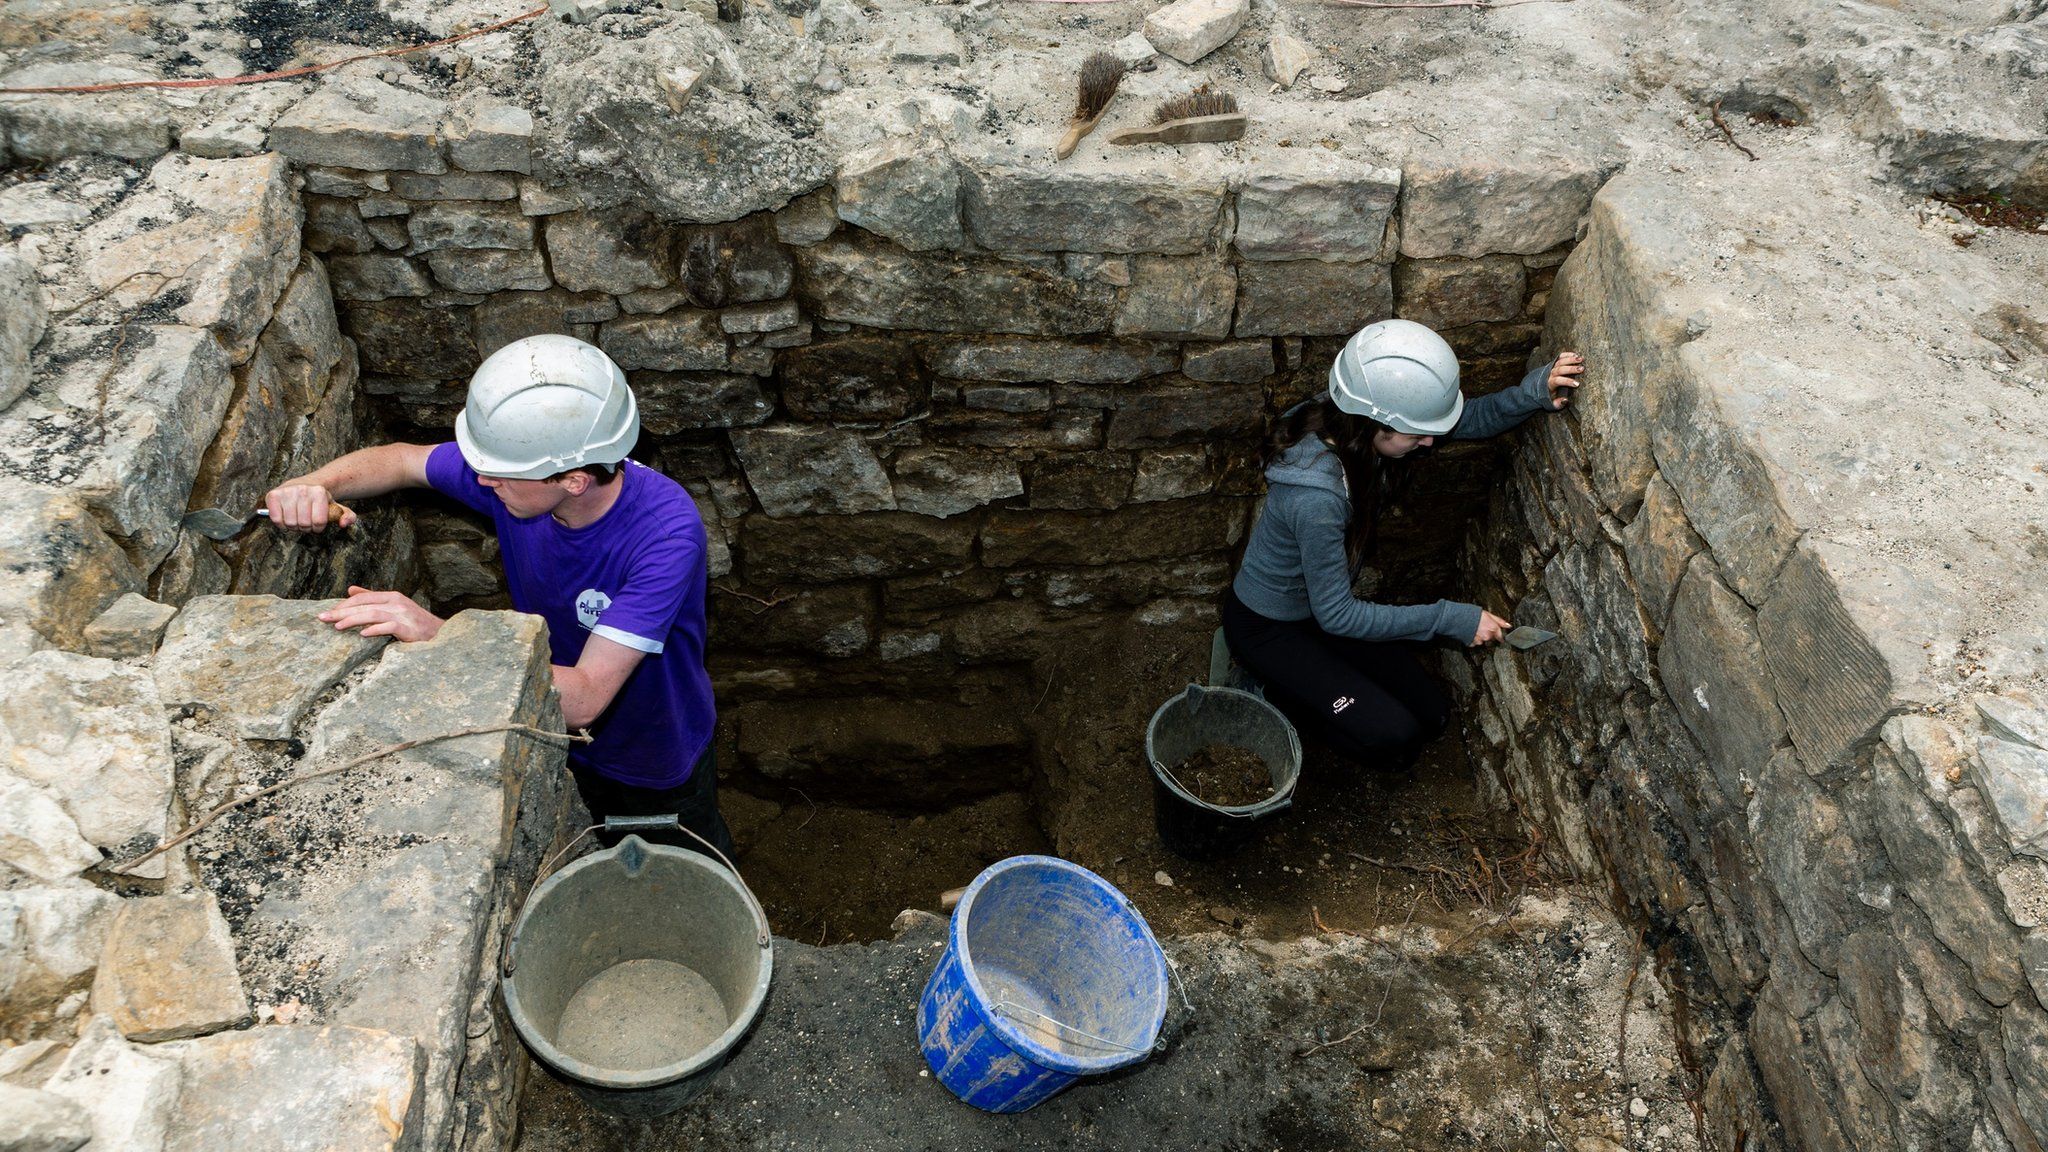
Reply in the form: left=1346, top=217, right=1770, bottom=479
left=501, top=831, right=773, bottom=1118
left=1147, top=684, right=1302, bottom=859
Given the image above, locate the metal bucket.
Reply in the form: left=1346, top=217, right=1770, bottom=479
left=1147, top=684, right=1302, bottom=860
left=501, top=819, right=773, bottom=1118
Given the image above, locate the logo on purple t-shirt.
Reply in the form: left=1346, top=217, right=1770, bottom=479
left=575, top=588, right=612, bottom=630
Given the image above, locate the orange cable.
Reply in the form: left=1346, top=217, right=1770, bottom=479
left=0, top=5, right=549, bottom=95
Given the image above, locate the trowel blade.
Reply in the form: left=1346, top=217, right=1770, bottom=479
left=1506, top=626, right=1559, bottom=651
left=181, top=507, right=254, bottom=541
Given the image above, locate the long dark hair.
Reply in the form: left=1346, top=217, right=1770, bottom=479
left=1262, top=398, right=1416, bottom=572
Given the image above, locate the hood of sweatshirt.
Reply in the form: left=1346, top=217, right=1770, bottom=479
left=1264, top=435, right=1349, bottom=500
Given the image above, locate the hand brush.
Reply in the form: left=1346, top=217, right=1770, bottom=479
left=1055, top=52, right=1127, bottom=160
left=1108, top=86, right=1247, bottom=146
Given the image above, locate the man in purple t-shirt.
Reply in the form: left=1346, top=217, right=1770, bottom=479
left=262, top=335, right=730, bottom=859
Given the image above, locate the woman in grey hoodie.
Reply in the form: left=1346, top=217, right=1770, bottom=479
left=1224, top=319, right=1585, bottom=769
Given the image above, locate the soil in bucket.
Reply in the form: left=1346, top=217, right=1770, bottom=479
left=1176, top=744, right=1273, bottom=808
left=554, top=959, right=730, bottom=1073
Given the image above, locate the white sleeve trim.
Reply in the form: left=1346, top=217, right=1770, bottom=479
left=591, top=624, right=664, bottom=655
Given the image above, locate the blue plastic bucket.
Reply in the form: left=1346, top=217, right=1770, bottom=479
left=916, top=855, right=1169, bottom=1113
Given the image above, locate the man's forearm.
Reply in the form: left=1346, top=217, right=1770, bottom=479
left=282, top=443, right=432, bottom=501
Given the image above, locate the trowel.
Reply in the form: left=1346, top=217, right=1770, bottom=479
left=181, top=501, right=355, bottom=541
left=1505, top=626, right=1559, bottom=651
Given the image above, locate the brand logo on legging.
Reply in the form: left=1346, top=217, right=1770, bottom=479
left=1332, top=695, right=1354, bottom=714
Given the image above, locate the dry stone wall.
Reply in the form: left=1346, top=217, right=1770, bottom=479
left=1451, top=150, right=2048, bottom=1152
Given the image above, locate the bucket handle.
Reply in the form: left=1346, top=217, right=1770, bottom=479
left=990, top=948, right=1196, bottom=1058
left=1151, top=759, right=1273, bottom=819
left=502, top=814, right=772, bottom=978
left=989, top=1001, right=1153, bottom=1057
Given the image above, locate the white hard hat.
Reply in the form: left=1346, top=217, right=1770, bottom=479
left=1327, top=319, right=1463, bottom=436
left=455, top=335, right=640, bottom=480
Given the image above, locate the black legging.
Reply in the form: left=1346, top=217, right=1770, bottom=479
left=1220, top=588, right=1451, bottom=770
left=572, top=743, right=737, bottom=863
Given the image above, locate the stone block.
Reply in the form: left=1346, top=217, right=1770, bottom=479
left=731, top=426, right=896, bottom=517
left=1029, top=453, right=1133, bottom=509
left=721, top=300, right=800, bottom=334
left=1106, top=382, right=1265, bottom=448
left=161, top=1025, right=426, bottom=1152
left=1132, top=447, right=1216, bottom=502
left=345, top=299, right=478, bottom=379
left=327, top=254, right=432, bottom=301
left=597, top=311, right=727, bottom=372
left=774, top=191, right=839, bottom=246
left=1541, top=541, right=1654, bottom=701
left=764, top=322, right=813, bottom=349
left=1658, top=554, right=1786, bottom=807
left=1235, top=163, right=1399, bottom=261
left=0, top=243, right=46, bottom=411
left=44, top=1017, right=180, bottom=1151
left=1619, top=472, right=1702, bottom=633
left=0, top=652, right=172, bottom=874
left=155, top=596, right=387, bottom=741
left=1394, top=257, right=1527, bottom=330
left=980, top=499, right=1243, bottom=567
left=78, top=153, right=299, bottom=363
left=1141, top=0, right=1250, bottom=64
left=82, top=594, right=177, bottom=659
left=634, top=371, right=774, bottom=433
left=420, top=542, right=500, bottom=604
left=926, top=409, right=1103, bottom=451
left=0, top=1082, right=89, bottom=1151
left=963, top=168, right=1226, bottom=254
left=780, top=335, right=927, bottom=422
left=1234, top=260, right=1391, bottom=336
left=796, top=238, right=1116, bottom=335
left=91, top=891, right=248, bottom=1042
left=269, top=78, right=449, bottom=174
left=471, top=289, right=619, bottom=358
left=260, top=259, right=349, bottom=414
left=1756, top=540, right=1894, bottom=771
left=1398, top=158, right=1611, bottom=259
left=889, top=448, right=1023, bottom=518
left=388, top=171, right=519, bottom=202
left=405, top=201, right=534, bottom=252
left=731, top=697, right=1028, bottom=806
left=678, top=218, right=792, bottom=307
left=880, top=9, right=964, bottom=64
left=1111, top=31, right=1158, bottom=68
left=0, top=885, right=120, bottom=1010
left=1181, top=340, right=1275, bottom=383
left=710, top=583, right=872, bottom=658
left=835, top=141, right=964, bottom=252
left=1976, top=735, right=2048, bottom=860
left=444, top=101, right=533, bottom=174
left=543, top=209, right=673, bottom=294
left=927, top=338, right=1176, bottom=383
left=1117, top=257, right=1235, bottom=340
left=1026, top=554, right=1233, bottom=610
left=742, top=512, right=976, bottom=583
left=1749, top=749, right=1869, bottom=972
left=0, top=62, right=174, bottom=162
left=1262, top=34, right=1313, bottom=87
left=425, top=248, right=551, bottom=294
left=961, top=385, right=1049, bottom=413
left=0, top=777, right=101, bottom=882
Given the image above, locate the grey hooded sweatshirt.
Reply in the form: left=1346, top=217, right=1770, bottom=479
left=1231, top=360, right=1558, bottom=644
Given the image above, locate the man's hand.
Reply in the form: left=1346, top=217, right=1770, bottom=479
left=1469, top=609, right=1512, bottom=647
left=264, top=483, right=359, bottom=533
left=1546, top=351, right=1586, bottom=410
left=318, top=586, right=444, bottom=642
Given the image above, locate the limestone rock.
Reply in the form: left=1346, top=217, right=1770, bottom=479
left=835, top=141, right=964, bottom=252
left=1398, top=158, right=1613, bottom=259
left=91, top=891, right=250, bottom=1042
left=0, top=778, right=101, bottom=883
left=153, top=596, right=388, bottom=741
left=303, top=196, right=375, bottom=255
left=980, top=499, right=1244, bottom=567
left=1118, top=257, right=1237, bottom=340
left=1106, top=383, right=1265, bottom=448
left=797, top=237, right=1116, bottom=335
left=890, top=448, right=1024, bottom=518
left=1111, top=32, right=1159, bottom=69
left=0, top=64, right=174, bottom=162
left=633, top=371, right=775, bottom=433
left=927, top=338, right=1176, bottom=384
left=1234, top=162, right=1400, bottom=261
left=779, top=335, right=927, bottom=423
left=445, top=101, right=534, bottom=175
left=420, top=543, right=501, bottom=604
left=711, top=585, right=872, bottom=658
left=0, top=886, right=120, bottom=1011
left=678, top=218, right=792, bottom=307
left=1234, top=260, right=1391, bottom=336
left=269, top=78, right=450, bottom=174
left=963, top=168, right=1226, bottom=254
left=1976, top=735, right=2048, bottom=860
left=774, top=191, right=840, bottom=246
left=44, top=1016, right=182, bottom=1152
left=77, top=153, right=300, bottom=362
left=0, top=183, right=92, bottom=229
left=345, top=299, right=478, bottom=380
left=1263, top=34, right=1314, bottom=88
left=1659, top=555, right=1786, bottom=805
left=0, top=652, right=173, bottom=871
left=387, top=171, right=519, bottom=202
left=0, top=1082, right=89, bottom=1152
left=598, top=312, right=728, bottom=372
left=1181, top=340, right=1275, bottom=383
left=1133, top=447, right=1217, bottom=502
left=82, top=594, right=178, bottom=659
left=327, top=254, right=432, bottom=302
left=742, top=512, right=976, bottom=583
left=1142, top=0, right=1250, bottom=64
left=161, top=1025, right=426, bottom=1152
left=720, top=300, right=801, bottom=334
left=1395, top=257, right=1527, bottom=330
left=542, top=209, right=673, bottom=295
left=0, top=244, right=47, bottom=411
left=731, top=426, right=896, bottom=517
left=406, top=202, right=535, bottom=252
left=471, top=289, right=619, bottom=358
left=425, top=248, right=552, bottom=294
left=732, top=697, right=1028, bottom=805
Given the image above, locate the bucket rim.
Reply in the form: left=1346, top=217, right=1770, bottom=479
left=1145, top=685, right=1302, bottom=818
left=501, top=836, right=774, bottom=1091
left=951, top=854, right=1168, bottom=1076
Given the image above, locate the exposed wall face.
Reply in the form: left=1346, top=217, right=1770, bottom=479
left=1451, top=160, right=2048, bottom=1152
left=289, top=134, right=1570, bottom=800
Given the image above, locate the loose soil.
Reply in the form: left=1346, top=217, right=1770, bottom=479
left=1174, top=743, right=1273, bottom=808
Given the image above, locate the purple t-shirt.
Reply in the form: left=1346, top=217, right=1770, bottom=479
left=426, top=444, right=715, bottom=789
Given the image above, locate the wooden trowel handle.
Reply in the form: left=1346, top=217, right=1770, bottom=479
left=255, top=501, right=356, bottom=528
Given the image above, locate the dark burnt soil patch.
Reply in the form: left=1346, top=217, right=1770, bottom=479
left=1176, top=742, right=1274, bottom=808
left=226, top=0, right=437, bottom=73
left=1941, top=193, right=2048, bottom=233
